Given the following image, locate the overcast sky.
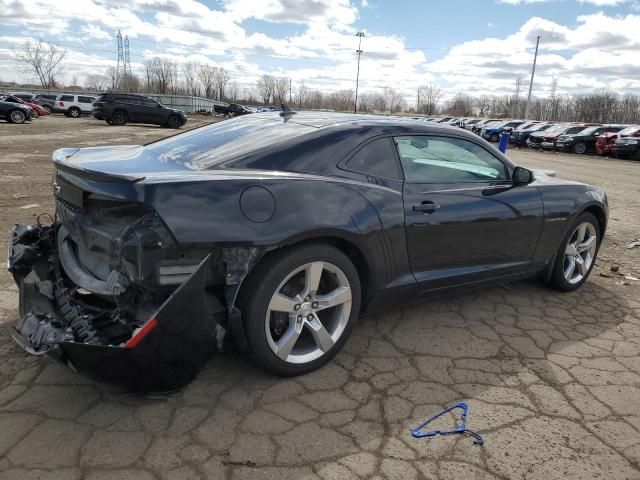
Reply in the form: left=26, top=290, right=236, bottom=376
left=1, top=0, right=639, bottom=103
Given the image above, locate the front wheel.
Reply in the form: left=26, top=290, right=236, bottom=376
left=572, top=142, right=587, bottom=154
left=43, top=105, right=52, bottom=114
left=167, top=115, right=181, bottom=129
left=239, top=244, right=361, bottom=376
left=9, top=109, right=27, bottom=124
left=112, top=111, right=128, bottom=126
left=546, top=212, right=600, bottom=292
left=31, top=109, right=39, bottom=118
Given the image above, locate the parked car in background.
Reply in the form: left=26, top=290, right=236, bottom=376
left=613, top=135, right=640, bottom=159
left=555, top=125, right=629, bottom=154
left=472, top=119, right=500, bottom=134
left=533, top=124, right=599, bottom=150
left=481, top=120, right=526, bottom=142
left=9, top=92, right=36, bottom=102
left=462, top=119, right=481, bottom=129
left=0, top=94, right=47, bottom=118
left=54, top=94, right=96, bottom=117
left=0, top=98, right=32, bottom=123
left=596, top=125, right=640, bottom=156
left=510, top=123, right=555, bottom=146
left=33, top=94, right=58, bottom=114
left=92, top=93, right=187, bottom=127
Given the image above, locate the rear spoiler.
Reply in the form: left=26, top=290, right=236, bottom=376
left=52, top=148, right=146, bottom=183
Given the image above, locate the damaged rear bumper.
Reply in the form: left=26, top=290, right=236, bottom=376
left=8, top=223, right=222, bottom=393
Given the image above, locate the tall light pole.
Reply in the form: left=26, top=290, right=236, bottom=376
left=354, top=32, right=365, bottom=114
left=524, top=35, right=541, bottom=120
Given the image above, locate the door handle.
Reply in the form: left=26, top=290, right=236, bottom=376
left=413, top=202, right=440, bottom=213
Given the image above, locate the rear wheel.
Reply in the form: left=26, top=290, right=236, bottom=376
left=68, top=107, right=81, bottom=118
left=42, top=105, right=52, bottom=114
left=9, top=109, right=27, bottom=124
left=239, top=244, right=361, bottom=376
left=112, top=110, right=128, bottom=126
left=546, top=212, right=600, bottom=292
left=167, top=115, right=181, bottom=129
left=572, top=142, right=587, bottom=154
left=30, top=109, right=39, bottom=119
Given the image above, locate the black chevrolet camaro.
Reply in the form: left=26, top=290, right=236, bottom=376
left=8, top=111, right=608, bottom=392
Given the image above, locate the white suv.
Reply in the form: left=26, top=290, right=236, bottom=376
left=54, top=94, right=96, bottom=118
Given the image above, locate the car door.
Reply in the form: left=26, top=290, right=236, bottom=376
left=396, top=134, right=544, bottom=291
left=77, top=96, right=94, bottom=113
left=140, top=97, right=165, bottom=124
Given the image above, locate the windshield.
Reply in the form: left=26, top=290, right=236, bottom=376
left=484, top=121, right=502, bottom=127
left=577, top=126, right=599, bottom=136
left=544, top=125, right=565, bottom=135
left=619, top=126, right=639, bottom=136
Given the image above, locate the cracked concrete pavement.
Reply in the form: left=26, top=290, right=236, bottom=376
left=1, top=117, right=639, bottom=479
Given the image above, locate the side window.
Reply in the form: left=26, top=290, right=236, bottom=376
left=126, top=96, right=143, bottom=105
left=60, top=95, right=74, bottom=102
left=394, top=136, right=508, bottom=183
left=78, top=96, right=93, bottom=103
left=142, top=98, right=158, bottom=107
left=345, top=138, right=402, bottom=180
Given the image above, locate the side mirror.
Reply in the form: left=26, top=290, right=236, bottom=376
left=513, top=166, right=533, bottom=185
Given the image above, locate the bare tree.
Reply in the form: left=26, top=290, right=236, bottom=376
left=273, top=77, right=289, bottom=104
left=257, top=74, right=276, bottom=105
left=328, top=89, right=355, bottom=111
left=85, top=73, right=110, bottom=92
left=444, top=92, right=475, bottom=116
left=14, top=40, right=66, bottom=88
left=296, top=80, right=309, bottom=108
left=417, top=84, right=442, bottom=115
left=145, top=57, right=177, bottom=94
left=213, top=67, right=230, bottom=101
left=182, top=62, right=200, bottom=96
left=382, top=87, right=405, bottom=113
left=227, top=80, right=240, bottom=102
left=198, top=64, right=217, bottom=98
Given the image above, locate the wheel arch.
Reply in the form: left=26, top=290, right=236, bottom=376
left=582, top=204, right=607, bottom=239
left=232, top=234, right=371, bottom=312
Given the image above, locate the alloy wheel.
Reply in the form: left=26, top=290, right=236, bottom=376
left=573, top=142, right=587, bottom=154
left=563, top=222, right=597, bottom=284
left=70, top=108, right=80, bottom=118
left=31, top=110, right=39, bottom=118
left=265, top=261, right=352, bottom=364
left=10, top=110, right=26, bottom=123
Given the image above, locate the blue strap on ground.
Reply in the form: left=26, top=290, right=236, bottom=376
left=410, top=402, right=484, bottom=446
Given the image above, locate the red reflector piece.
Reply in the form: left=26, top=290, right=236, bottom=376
left=124, top=317, right=158, bottom=349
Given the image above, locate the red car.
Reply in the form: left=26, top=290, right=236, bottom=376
left=596, top=125, right=640, bottom=155
left=0, top=95, right=48, bottom=118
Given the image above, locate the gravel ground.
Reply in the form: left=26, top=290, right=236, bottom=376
left=0, top=116, right=639, bottom=480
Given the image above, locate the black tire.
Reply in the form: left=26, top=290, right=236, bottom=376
left=112, top=110, right=128, bottom=126
left=30, top=109, right=39, bottom=119
left=238, top=243, right=361, bottom=376
left=42, top=105, right=52, bottom=114
left=68, top=107, right=81, bottom=118
left=546, top=212, right=600, bottom=292
left=8, top=109, right=27, bottom=124
left=167, top=115, right=181, bottom=129
left=572, top=142, right=587, bottom=155
left=490, top=133, right=499, bottom=142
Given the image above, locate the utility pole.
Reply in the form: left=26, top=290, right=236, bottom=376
left=289, top=77, right=292, bottom=104
left=417, top=89, right=420, bottom=114
left=354, top=32, right=365, bottom=114
left=115, top=30, right=124, bottom=90
left=524, top=35, right=541, bottom=120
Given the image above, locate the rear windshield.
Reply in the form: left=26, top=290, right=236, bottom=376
left=145, top=114, right=315, bottom=170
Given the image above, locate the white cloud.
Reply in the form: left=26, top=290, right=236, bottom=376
left=1, top=0, right=639, bottom=102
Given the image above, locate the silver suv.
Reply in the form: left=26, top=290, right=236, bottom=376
left=54, top=94, right=96, bottom=117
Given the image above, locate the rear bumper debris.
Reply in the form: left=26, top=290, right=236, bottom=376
left=8, top=223, right=222, bottom=393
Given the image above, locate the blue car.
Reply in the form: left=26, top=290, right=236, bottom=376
left=481, top=120, right=526, bottom=142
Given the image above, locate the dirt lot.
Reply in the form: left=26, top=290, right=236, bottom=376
left=0, top=116, right=639, bottom=480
